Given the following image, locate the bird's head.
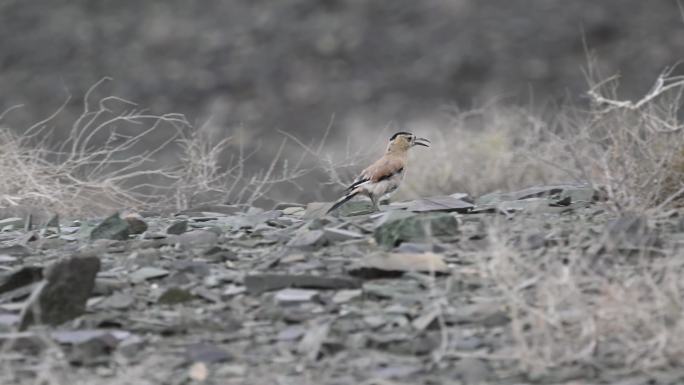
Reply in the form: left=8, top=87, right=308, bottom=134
left=387, top=132, right=430, bottom=153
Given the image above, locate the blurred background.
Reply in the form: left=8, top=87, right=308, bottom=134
left=2, top=0, right=683, bottom=206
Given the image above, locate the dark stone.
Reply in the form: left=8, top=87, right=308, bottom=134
left=286, top=230, right=327, bottom=250
left=158, top=287, right=194, bottom=304
left=405, top=196, right=474, bottom=213
left=177, top=204, right=242, bottom=216
left=244, top=274, right=362, bottom=294
left=374, top=212, right=458, bottom=247
left=166, top=220, right=188, bottom=235
left=273, top=202, right=306, bottom=210
left=90, top=213, right=130, bottom=241
left=19, top=256, right=101, bottom=329
left=185, top=343, right=232, bottom=363
left=0, top=266, right=43, bottom=295
left=0, top=244, right=31, bottom=257
left=336, top=201, right=375, bottom=217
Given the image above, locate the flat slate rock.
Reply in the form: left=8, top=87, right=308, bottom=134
left=374, top=211, right=458, bottom=247
left=0, top=244, right=31, bottom=257
left=287, top=230, right=327, bottom=249
left=476, top=184, right=595, bottom=206
left=405, top=196, right=474, bottom=213
left=323, top=227, right=364, bottom=242
left=177, top=204, right=242, bottom=216
left=336, top=201, right=376, bottom=217
left=158, top=287, right=195, bottom=304
left=350, top=252, right=450, bottom=278
left=186, top=343, right=232, bottom=363
left=303, top=202, right=331, bottom=219
left=129, top=267, right=170, bottom=283
left=0, top=266, right=43, bottom=295
left=0, top=217, right=24, bottom=228
left=274, top=288, right=319, bottom=304
left=20, top=255, right=101, bottom=329
left=166, top=220, right=188, bottom=235
left=244, top=273, right=362, bottom=294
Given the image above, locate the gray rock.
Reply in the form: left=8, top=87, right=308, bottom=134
left=336, top=201, right=376, bottom=217
left=297, top=320, right=330, bottom=361
left=0, top=266, right=43, bottom=295
left=129, top=267, right=170, bottom=283
left=0, top=244, right=31, bottom=257
left=331, top=289, right=362, bottom=304
left=166, top=220, right=188, bottom=235
left=405, top=195, right=474, bottom=213
left=0, top=314, right=20, bottom=331
left=277, top=325, right=307, bottom=341
left=176, top=230, right=219, bottom=249
left=158, top=287, right=194, bottom=304
left=0, top=217, right=23, bottom=228
left=185, top=343, right=232, bottom=363
left=123, top=214, right=148, bottom=234
left=52, top=329, right=131, bottom=345
left=455, top=357, right=490, bottom=384
left=274, top=288, right=319, bottom=304
left=244, top=274, right=362, bottom=294
left=177, top=204, right=241, bottom=216
left=236, top=210, right=282, bottom=228
left=98, top=292, right=135, bottom=309
left=287, top=229, right=327, bottom=249
left=352, top=252, right=449, bottom=276
left=323, top=227, right=364, bottom=243
left=90, top=213, right=130, bottom=241
left=19, top=256, right=100, bottom=329
left=395, top=242, right=445, bottom=254
left=273, top=202, right=306, bottom=210
left=0, top=255, right=17, bottom=263
left=374, top=211, right=458, bottom=247
left=60, top=329, right=130, bottom=365
left=282, top=206, right=305, bottom=216
left=475, top=184, right=596, bottom=211
left=304, top=202, right=331, bottom=219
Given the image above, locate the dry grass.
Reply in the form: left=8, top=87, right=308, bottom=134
left=0, top=79, right=312, bottom=217
left=407, top=68, right=684, bottom=380
left=1, top=69, right=684, bottom=384
left=0, top=85, right=185, bottom=217
left=390, top=68, right=684, bottom=212
left=460, top=213, right=684, bottom=380
left=397, top=105, right=569, bottom=200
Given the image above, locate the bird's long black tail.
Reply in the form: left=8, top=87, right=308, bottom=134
left=327, top=189, right=359, bottom=214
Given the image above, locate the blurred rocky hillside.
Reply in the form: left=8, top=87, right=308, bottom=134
left=1, top=0, right=683, bottom=203
left=2, top=1, right=683, bottom=133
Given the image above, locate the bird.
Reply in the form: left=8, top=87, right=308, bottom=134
left=327, top=132, right=430, bottom=214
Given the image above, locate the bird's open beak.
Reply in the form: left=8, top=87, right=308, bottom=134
left=414, top=137, right=430, bottom=147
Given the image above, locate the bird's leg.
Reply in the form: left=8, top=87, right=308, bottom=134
left=368, top=193, right=380, bottom=212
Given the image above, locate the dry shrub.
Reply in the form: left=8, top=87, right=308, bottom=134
left=0, top=79, right=311, bottom=217
left=171, top=129, right=311, bottom=209
left=474, top=218, right=684, bottom=378
left=394, top=67, right=684, bottom=212
left=564, top=65, right=684, bottom=211
left=0, top=82, right=186, bottom=217
left=397, top=106, right=569, bottom=200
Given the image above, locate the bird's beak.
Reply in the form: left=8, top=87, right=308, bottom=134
left=414, top=137, right=430, bottom=147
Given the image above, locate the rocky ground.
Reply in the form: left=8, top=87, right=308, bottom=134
left=1, top=185, right=684, bottom=385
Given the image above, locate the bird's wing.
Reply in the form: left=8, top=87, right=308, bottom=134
left=345, top=156, right=405, bottom=192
